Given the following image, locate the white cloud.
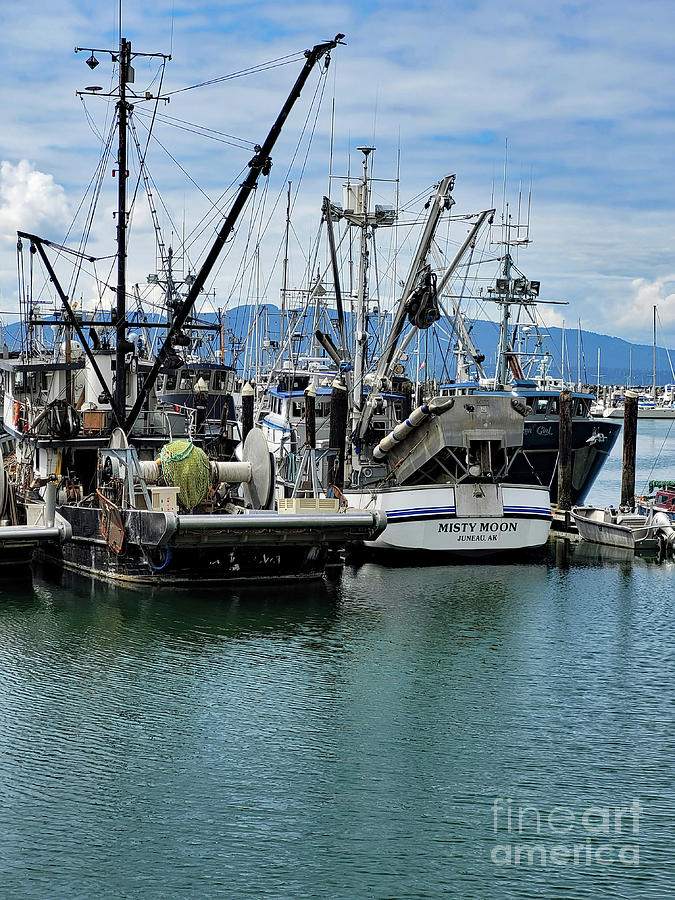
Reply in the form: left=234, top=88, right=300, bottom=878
left=615, top=277, right=675, bottom=334
left=0, top=160, right=70, bottom=243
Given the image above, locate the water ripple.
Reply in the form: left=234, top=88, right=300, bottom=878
left=1, top=425, right=674, bottom=897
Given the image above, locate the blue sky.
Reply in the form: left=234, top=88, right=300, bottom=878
left=1, top=0, right=674, bottom=346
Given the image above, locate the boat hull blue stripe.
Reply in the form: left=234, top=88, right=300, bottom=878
left=382, top=504, right=552, bottom=524
left=262, top=418, right=291, bottom=433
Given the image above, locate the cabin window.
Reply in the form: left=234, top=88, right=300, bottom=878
left=164, top=372, right=177, bottom=390
left=534, top=398, right=549, bottom=415
left=178, top=372, right=193, bottom=390
left=15, top=371, right=40, bottom=394
left=291, top=400, right=305, bottom=418
left=548, top=398, right=559, bottom=415
left=316, top=401, right=330, bottom=418
left=213, top=371, right=229, bottom=391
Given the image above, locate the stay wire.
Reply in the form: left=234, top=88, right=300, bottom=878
left=133, top=107, right=255, bottom=150
left=133, top=114, right=248, bottom=253
left=166, top=53, right=305, bottom=96
left=258, top=67, right=329, bottom=301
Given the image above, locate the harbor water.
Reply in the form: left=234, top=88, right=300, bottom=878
left=1, top=420, right=673, bottom=898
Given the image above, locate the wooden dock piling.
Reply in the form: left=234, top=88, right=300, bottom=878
left=329, top=377, right=348, bottom=490
left=557, top=389, right=573, bottom=511
left=241, top=381, right=254, bottom=442
left=305, top=384, right=316, bottom=449
left=621, top=390, right=638, bottom=508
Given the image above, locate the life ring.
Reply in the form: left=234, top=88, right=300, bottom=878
left=13, top=400, right=28, bottom=431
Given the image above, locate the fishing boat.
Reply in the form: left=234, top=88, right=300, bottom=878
left=261, top=156, right=553, bottom=555
left=440, top=231, right=621, bottom=503
left=0, top=32, right=387, bottom=581
left=636, top=481, right=675, bottom=523
left=344, top=389, right=552, bottom=555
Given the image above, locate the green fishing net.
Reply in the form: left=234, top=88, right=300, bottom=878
left=159, top=440, right=210, bottom=510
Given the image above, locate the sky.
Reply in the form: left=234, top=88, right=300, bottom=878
left=1, top=0, right=675, bottom=348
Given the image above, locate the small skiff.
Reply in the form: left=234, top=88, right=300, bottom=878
left=571, top=505, right=675, bottom=551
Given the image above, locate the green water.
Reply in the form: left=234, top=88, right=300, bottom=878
left=0, top=420, right=673, bottom=898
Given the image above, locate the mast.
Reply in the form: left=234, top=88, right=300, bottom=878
left=496, top=251, right=513, bottom=387
left=281, top=181, right=292, bottom=368
left=75, top=38, right=171, bottom=420
left=597, top=346, right=600, bottom=392
left=115, top=38, right=131, bottom=420
left=126, top=33, right=345, bottom=432
left=354, top=174, right=457, bottom=443
left=653, top=304, right=657, bottom=399
left=352, top=146, right=373, bottom=418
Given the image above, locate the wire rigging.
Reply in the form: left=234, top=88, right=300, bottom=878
left=165, top=52, right=305, bottom=96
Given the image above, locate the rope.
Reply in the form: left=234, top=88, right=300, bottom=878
left=159, top=440, right=210, bottom=509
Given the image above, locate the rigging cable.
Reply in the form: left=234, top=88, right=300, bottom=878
left=133, top=107, right=255, bottom=150
left=133, top=114, right=248, bottom=252
left=165, top=52, right=305, bottom=96
left=255, top=66, right=330, bottom=304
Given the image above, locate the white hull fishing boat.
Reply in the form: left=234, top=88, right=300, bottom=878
left=257, top=155, right=553, bottom=556
left=255, top=148, right=622, bottom=557
left=338, top=165, right=551, bottom=556
left=344, top=387, right=552, bottom=555
left=346, top=483, right=551, bottom=554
